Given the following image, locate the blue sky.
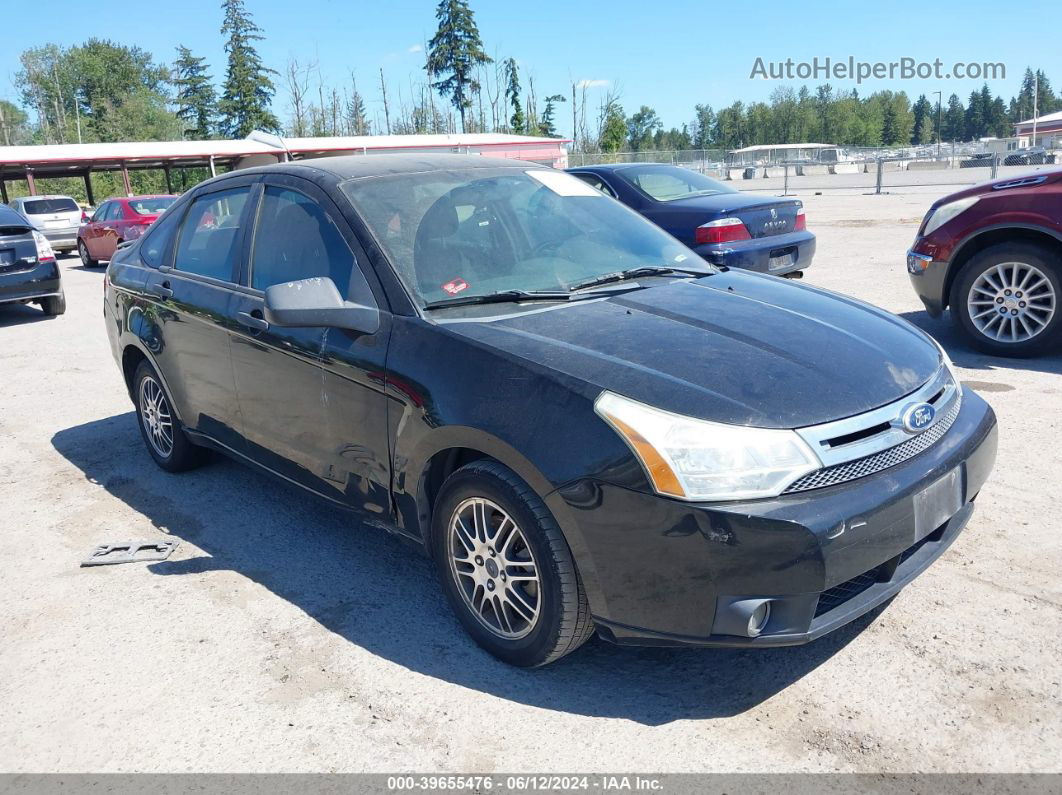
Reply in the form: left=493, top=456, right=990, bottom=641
left=2, top=0, right=1059, bottom=137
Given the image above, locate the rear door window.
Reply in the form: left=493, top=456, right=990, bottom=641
left=250, top=186, right=362, bottom=299
left=571, top=173, right=618, bottom=198
left=174, top=187, right=250, bottom=282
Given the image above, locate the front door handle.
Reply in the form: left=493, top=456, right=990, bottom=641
left=146, top=280, right=172, bottom=300
left=237, top=311, right=269, bottom=332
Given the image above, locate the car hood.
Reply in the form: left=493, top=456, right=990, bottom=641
left=444, top=270, right=941, bottom=428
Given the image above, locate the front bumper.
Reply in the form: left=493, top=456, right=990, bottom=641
left=695, top=230, right=815, bottom=276
left=0, top=261, right=62, bottom=304
left=547, top=390, right=997, bottom=647
left=907, top=249, right=950, bottom=316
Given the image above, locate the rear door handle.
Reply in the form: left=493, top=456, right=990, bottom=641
left=237, top=311, right=269, bottom=332
left=147, top=280, right=172, bottom=300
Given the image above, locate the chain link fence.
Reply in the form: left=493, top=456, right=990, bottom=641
left=567, top=136, right=1060, bottom=195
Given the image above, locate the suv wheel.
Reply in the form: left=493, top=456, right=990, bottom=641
left=78, top=240, right=97, bottom=267
left=431, top=460, right=594, bottom=667
left=951, top=242, right=1060, bottom=357
left=132, top=361, right=206, bottom=472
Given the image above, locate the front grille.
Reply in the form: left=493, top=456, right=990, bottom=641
left=785, top=395, right=962, bottom=493
left=814, top=570, right=879, bottom=617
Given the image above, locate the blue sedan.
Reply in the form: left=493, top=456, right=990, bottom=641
left=567, top=163, right=815, bottom=277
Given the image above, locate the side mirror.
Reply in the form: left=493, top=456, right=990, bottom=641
left=264, top=277, right=380, bottom=334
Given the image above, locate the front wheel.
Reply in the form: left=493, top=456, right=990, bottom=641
left=132, top=361, right=206, bottom=472
left=431, top=460, right=594, bottom=667
left=951, top=242, right=1060, bottom=357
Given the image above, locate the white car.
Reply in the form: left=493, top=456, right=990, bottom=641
left=7, top=195, right=84, bottom=254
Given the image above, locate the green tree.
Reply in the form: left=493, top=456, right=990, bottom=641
left=218, top=0, right=279, bottom=137
left=690, top=103, right=714, bottom=148
left=173, top=45, right=216, bottom=139
left=598, top=97, right=626, bottom=152
left=626, top=105, right=661, bottom=150
left=503, top=58, right=524, bottom=134
left=345, top=74, right=370, bottom=136
left=911, top=94, right=932, bottom=144
left=425, top=0, right=492, bottom=132
left=538, top=93, right=565, bottom=137
left=941, top=93, right=965, bottom=141
left=0, top=100, right=33, bottom=145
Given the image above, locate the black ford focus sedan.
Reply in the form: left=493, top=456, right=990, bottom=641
left=104, top=155, right=997, bottom=667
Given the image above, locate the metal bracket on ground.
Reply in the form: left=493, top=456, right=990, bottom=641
left=81, top=540, right=179, bottom=567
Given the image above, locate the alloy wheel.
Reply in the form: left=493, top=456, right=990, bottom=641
left=139, top=376, right=174, bottom=459
left=447, top=497, right=541, bottom=640
left=966, top=261, right=1056, bottom=344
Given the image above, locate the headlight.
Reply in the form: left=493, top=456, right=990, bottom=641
left=594, top=391, right=821, bottom=502
left=923, top=196, right=979, bottom=235
left=931, top=338, right=963, bottom=398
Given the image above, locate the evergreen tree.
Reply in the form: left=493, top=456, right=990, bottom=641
left=538, top=93, right=565, bottom=137
left=690, top=104, right=714, bottom=149
left=911, top=94, right=932, bottom=144
left=503, top=58, right=524, bottom=134
left=346, top=74, right=369, bottom=135
left=941, top=93, right=965, bottom=141
left=173, top=45, right=216, bottom=139
left=425, top=0, right=492, bottom=132
left=964, top=89, right=986, bottom=140
left=598, top=97, right=626, bottom=152
left=218, top=0, right=279, bottom=137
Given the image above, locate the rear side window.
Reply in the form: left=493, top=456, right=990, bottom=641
left=130, top=197, right=176, bottom=215
left=250, top=186, right=357, bottom=295
left=174, top=187, right=250, bottom=282
left=571, top=173, right=618, bottom=198
left=139, top=202, right=185, bottom=268
left=23, top=198, right=79, bottom=214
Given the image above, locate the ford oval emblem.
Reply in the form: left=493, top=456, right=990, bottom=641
left=900, top=402, right=936, bottom=433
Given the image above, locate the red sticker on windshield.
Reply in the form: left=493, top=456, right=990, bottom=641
left=442, top=278, right=470, bottom=295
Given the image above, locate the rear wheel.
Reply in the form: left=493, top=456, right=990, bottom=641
left=951, top=242, right=1061, bottom=357
left=78, top=240, right=97, bottom=267
left=132, top=361, right=206, bottom=472
left=431, top=460, right=594, bottom=667
left=40, top=292, right=66, bottom=316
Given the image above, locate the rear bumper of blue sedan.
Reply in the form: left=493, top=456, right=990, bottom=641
left=694, top=230, right=816, bottom=276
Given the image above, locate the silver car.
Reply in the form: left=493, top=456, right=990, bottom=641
left=8, top=195, right=83, bottom=254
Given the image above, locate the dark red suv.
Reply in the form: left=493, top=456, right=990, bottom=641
left=907, top=168, right=1061, bottom=356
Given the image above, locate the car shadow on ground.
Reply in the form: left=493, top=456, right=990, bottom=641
left=898, top=309, right=1062, bottom=378
left=52, top=412, right=881, bottom=726
left=0, top=303, right=56, bottom=327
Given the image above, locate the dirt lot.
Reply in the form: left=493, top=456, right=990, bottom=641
left=0, top=190, right=1059, bottom=774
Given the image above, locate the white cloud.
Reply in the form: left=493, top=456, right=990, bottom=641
left=576, top=79, right=609, bottom=89
left=408, top=44, right=423, bottom=53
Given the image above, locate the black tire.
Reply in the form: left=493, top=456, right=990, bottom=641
left=950, top=242, right=1061, bottom=357
left=431, top=460, right=594, bottom=667
left=78, top=240, right=97, bottom=267
left=132, top=360, right=207, bottom=472
left=40, top=292, right=66, bottom=316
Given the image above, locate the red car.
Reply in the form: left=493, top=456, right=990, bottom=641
left=77, top=195, right=177, bottom=267
left=907, top=168, right=1061, bottom=357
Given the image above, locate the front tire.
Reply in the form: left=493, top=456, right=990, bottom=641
left=78, top=240, right=97, bottom=267
left=951, top=242, right=1060, bottom=357
left=132, top=361, right=206, bottom=472
left=431, top=460, right=594, bottom=667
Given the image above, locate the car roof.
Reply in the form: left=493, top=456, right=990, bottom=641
left=16, top=194, right=77, bottom=201
left=567, top=162, right=672, bottom=172
left=220, top=153, right=546, bottom=184
left=0, top=204, right=28, bottom=224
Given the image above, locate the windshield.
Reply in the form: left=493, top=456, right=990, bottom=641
left=614, top=165, right=736, bottom=202
left=23, top=198, right=79, bottom=214
left=340, top=167, right=710, bottom=307
left=129, top=197, right=176, bottom=215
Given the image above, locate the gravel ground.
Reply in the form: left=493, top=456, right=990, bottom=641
left=0, top=189, right=1059, bottom=774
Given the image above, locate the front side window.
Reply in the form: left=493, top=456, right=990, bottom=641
left=250, top=187, right=356, bottom=294
left=340, top=167, right=709, bottom=306
left=174, top=186, right=249, bottom=281
left=614, top=166, right=736, bottom=202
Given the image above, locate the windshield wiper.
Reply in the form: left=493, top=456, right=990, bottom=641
left=568, top=265, right=712, bottom=292
left=424, top=288, right=622, bottom=310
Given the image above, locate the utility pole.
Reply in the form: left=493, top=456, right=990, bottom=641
left=933, top=91, right=942, bottom=158
left=1032, top=71, right=1039, bottom=146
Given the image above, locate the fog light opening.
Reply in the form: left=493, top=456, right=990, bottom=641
left=747, top=601, right=771, bottom=637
